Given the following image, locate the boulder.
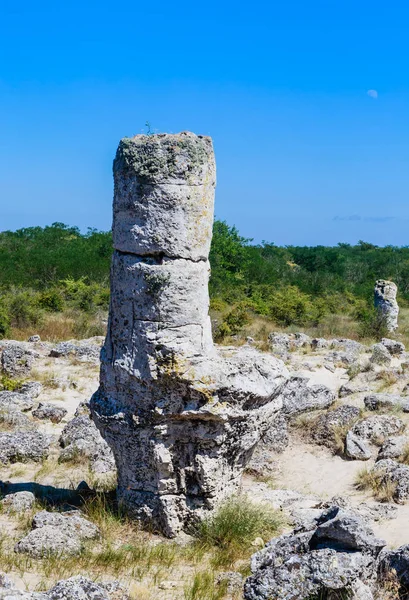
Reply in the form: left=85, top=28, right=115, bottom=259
left=0, top=342, right=36, bottom=376
left=381, top=337, right=405, bottom=355
left=50, top=341, right=100, bottom=363
left=0, top=576, right=130, bottom=599
left=312, top=405, right=360, bottom=449
left=372, top=459, right=409, bottom=502
left=32, top=402, right=67, bottom=423
left=364, top=393, right=409, bottom=412
left=2, top=491, right=35, bottom=513
left=379, top=544, right=409, bottom=589
left=370, top=343, right=392, bottom=366
left=0, top=391, right=33, bottom=412
left=311, top=338, right=330, bottom=350
left=19, top=381, right=43, bottom=398
left=352, top=415, right=405, bottom=442
left=15, top=510, right=99, bottom=557
left=244, top=507, right=383, bottom=600
left=345, top=431, right=372, bottom=460
left=28, top=335, right=41, bottom=343
left=0, top=431, right=49, bottom=464
left=378, top=435, right=409, bottom=460
left=339, top=382, right=370, bottom=398
left=59, top=403, right=115, bottom=474
left=280, top=376, right=335, bottom=416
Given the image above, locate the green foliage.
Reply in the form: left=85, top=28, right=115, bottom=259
left=0, top=375, right=23, bottom=391
left=38, top=289, right=64, bottom=312
left=7, top=290, right=44, bottom=328
left=269, top=286, right=314, bottom=326
left=0, top=304, right=10, bottom=338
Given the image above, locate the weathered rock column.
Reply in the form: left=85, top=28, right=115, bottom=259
left=374, top=280, right=399, bottom=332
left=91, top=132, right=288, bottom=536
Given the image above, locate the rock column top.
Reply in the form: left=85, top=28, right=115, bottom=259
left=113, top=132, right=216, bottom=261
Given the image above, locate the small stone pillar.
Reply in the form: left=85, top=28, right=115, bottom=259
left=374, top=280, right=399, bottom=332
left=91, top=132, right=288, bottom=536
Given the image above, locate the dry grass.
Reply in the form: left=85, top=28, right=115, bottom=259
left=376, top=370, right=399, bottom=391
left=9, top=311, right=106, bottom=343
left=184, top=571, right=229, bottom=600
left=375, top=568, right=402, bottom=600
left=355, top=467, right=397, bottom=502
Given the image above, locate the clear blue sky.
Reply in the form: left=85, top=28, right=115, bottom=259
left=1, top=0, right=408, bottom=246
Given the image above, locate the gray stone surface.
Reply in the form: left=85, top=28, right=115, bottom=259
left=32, top=402, right=67, bottom=423
left=372, top=459, right=409, bottom=502
left=381, top=337, right=405, bottom=355
left=0, top=576, right=130, bottom=599
left=59, top=403, right=115, bottom=474
left=280, top=375, right=335, bottom=416
left=370, top=343, right=392, bottom=366
left=244, top=506, right=384, bottom=600
left=50, top=340, right=100, bottom=363
left=0, top=342, right=36, bottom=376
left=0, top=391, right=34, bottom=412
left=18, top=381, right=43, bottom=398
left=379, top=544, right=409, bottom=589
left=91, top=132, right=289, bottom=536
left=312, top=405, right=360, bottom=449
left=352, top=414, right=405, bottom=442
left=374, top=279, right=399, bottom=332
left=364, top=392, right=409, bottom=411
left=0, top=431, right=49, bottom=464
left=1, top=491, right=35, bottom=513
left=15, top=510, right=99, bottom=557
left=345, top=431, right=372, bottom=460
left=378, top=435, right=409, bottom=460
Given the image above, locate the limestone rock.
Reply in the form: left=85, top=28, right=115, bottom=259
left=244, top=506, right=383, bottom=600
left=91, top=132, right=289, bottom=536
left=312, top=405, right=360, bottom=449
left=345, top=431, right=372, bottom=461
left=0, top=576, right=130, bottom=599
left=364, top=392, right=409, bottom=411
left=59, top=403, right=115, bottom=474
left=379, top=544, right=409, bottom=589
left=381, top=337, right=405, bottom=355
left=378, top=435, right=409, bottom=460
left=28, top=335, right=41, bottom=343
left=339, top=382, right=370, bottom=397
left=33, top=402, right=67, bottom=423
left=370, top=343, right=392, bottom=366
left=18, top=381, right=43, bottom=398
left=352, top=415, right=405, bottom=442
left=0, top=391, right=33, bottom=412
left=374, top=280, right=399, bottom=332
left=0, top=342, right=36, bottom=376
left=280, top=375, right=335, bottom=416
left=50, top=340, right=100, bottom=363
left=15, top=510, right=99, bottom=557
left=0, top=431, right=49, bottom=464
left=372, top=459, right=409, bottom=502
left=2, top=491, right=35, bottom=513
left=311, top=338, right=330, bottom=350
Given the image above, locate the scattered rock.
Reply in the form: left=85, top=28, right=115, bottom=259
left=244, top=506, right=384, bottom=600
left=378, top=435, right=409, bottom=460
left=50, top=341, right=100, bottom=363
left=381, top=337, right=405, bottom=355
left=326, top=350, right=358, bottom=366
left=33, top=402, right=67, bottom=423
left=370, top=343, right=392, bottom=366
left=311, top=338, right=330, bottom=350
left=372, top=459, right=409, bottom=502
left=59, top=403, right=116, bottom=473
left=0, top=431, right=49, bottom=464
left=352, top=415, right=405, bottom=443
left=312, top=405, right=360, bottom=449
left=339, top=382, right=370, bottom=397
left=379, top=544, right=409, bottom=589
left=28, top=334, right=41, bottom=343
left=364, top=393, right=409, bottom=411
left=0, top=407, right=32, bottom=430
left=2, top=491, right=35, bottom=513
left=345, top=431, right=372, bottom=461
left=0, top=342, right=37, bottom=376
left=0, top=575, right=130, bottom=599
left=15, top=510, right=99, bottom=557
left=19, top=381, right=43, bottom=398
left=0, top=391, right=33, bottom=412
left=280, top=376, right=335, bottom=416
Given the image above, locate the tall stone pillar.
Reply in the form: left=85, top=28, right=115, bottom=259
left=374, top=280, right=399, bottom=332
left=91, top=132, right=288, bottom=536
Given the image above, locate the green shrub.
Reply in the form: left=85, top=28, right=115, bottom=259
left=269, top=286, right=313, bottom=326
left=8, top=291, right=44, bottom=328
left=38, top=288, right=64, bottom=312
left=0, top=305, right=10, bottom=338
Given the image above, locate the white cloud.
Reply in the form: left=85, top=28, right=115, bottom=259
left=367, top=89, right=378, bottom=99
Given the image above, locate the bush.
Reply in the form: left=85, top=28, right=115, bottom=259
left=38, top=288, right=64, bottom=312
left=0, top=305, right=10, bottom=338
left=7, top=290, right=44, bottom=328
left=269, top=286, right=314, bottom=327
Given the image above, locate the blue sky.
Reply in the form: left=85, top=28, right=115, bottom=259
left=1, top=0, right=408, bottom=246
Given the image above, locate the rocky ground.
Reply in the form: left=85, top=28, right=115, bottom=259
left=1, top=333, right=409, bottom=598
